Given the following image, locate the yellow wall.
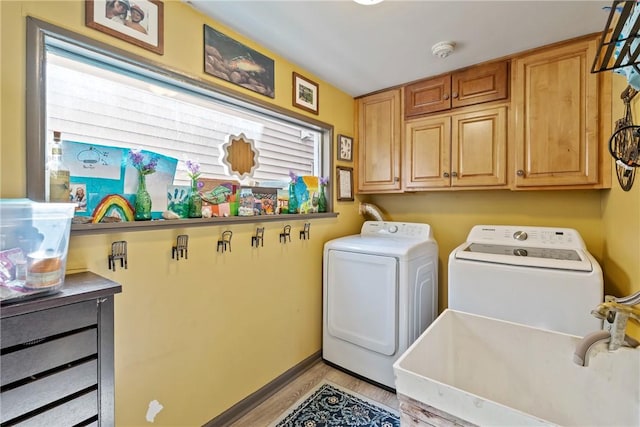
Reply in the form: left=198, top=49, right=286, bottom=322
left=3, top=2, right=640, bottom=425
left=1, top=1, right=361, bottom=425
left=602, top=74, right=640, bottom=337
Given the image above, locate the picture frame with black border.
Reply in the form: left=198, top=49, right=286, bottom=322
left=336, top=166, right=354, bottom=201
left=292, top=72, right=319, bottom=115
left=337, top=134, right=353, bottom=162
left=85, top=0, right=164, bottom=55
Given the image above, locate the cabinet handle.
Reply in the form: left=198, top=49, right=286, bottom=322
left=443, top=93, right=450, bottom=100
left=452, top=91, right=459, bottom=98
left=394, top=177, right=400, bottom=182
left=517, top=169, right=525, bottom=177
left=451, top=171, right=458, bottom=177
left=443, top=172, right=450, bottom=178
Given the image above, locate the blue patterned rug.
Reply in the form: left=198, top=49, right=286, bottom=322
left=272, top=382, right=400, bottom=427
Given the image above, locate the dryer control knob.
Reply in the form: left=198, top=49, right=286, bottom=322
left=388, top=225, right=399, bottom=233
left=513, top=231, right=528, bottom=241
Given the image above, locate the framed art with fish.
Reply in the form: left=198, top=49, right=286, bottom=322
left=203, top=25, right=275, bottom=98
left=85, top=0, right=164, bottom=55
left=292, top=72, right=319, bottom=115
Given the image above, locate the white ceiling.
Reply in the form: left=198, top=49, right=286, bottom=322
left=186, top=0, right=612, bottom=97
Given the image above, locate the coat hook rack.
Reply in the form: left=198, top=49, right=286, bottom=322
left=172, top=234, right=189, bottom=260
left=252, top=227, right=265, bottom=248
left=108, top=240, right=128, bottom=272
left=280, top=225, right=292, bottom=243
left=299, top=222, right=311, bottom=240
left=217, top=230, right=233, bottom=253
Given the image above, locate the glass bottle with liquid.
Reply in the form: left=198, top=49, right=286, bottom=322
left=46, top=130, right=70, bottom=203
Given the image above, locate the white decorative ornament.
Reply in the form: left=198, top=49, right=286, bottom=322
left=432, top=41, right=456, bottom=59
left=353, top=0, right=384, bottom=5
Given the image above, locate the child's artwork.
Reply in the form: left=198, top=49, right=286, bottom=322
left=62, top=140, right=178, bottom=220
left=295, top=176, right=320, bottom=214
left=276, top=189, right=289, bottom=214
left=238, top=188, right=254, bottom=216
left=167, top=185, right=191, bottom=218
left=251, top=187, right=277, bottom=215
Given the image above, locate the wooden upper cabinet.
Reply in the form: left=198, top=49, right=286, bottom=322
left=404, top=105, right=507, bottom=190
left=404, top=61, right=508, bottom=118
left=357, top=89, right=402, bottom=193
left=512, top=38, right=599, bottom=188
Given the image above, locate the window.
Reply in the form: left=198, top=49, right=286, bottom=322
left=26, top=18, right=333, bottom=228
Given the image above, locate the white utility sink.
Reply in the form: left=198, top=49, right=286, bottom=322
left=393, top=309, right=640, bottom=426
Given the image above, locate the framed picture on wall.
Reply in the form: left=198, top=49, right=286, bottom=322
left=85, top=0, right=164, bottom=55
left=337, top=134, right=353, bottom=162
left=292, top=72, right=319, bottom=114
left=336, top=166, right=354, bottom=201
left=204, top=25, right=275, bottom=98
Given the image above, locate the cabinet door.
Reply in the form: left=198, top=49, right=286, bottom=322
left=404, top=116, right=451, bottom=189
left=451, top=106, right=507, bottom=187
left=512, top=39, right=598, bottom=187
left=452, top=61, right=509, bottom=109
left=404, top=75, right=451, bottom=117
left=357, top=90, right=402, bottom=193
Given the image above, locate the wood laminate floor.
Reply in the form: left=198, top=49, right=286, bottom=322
left=228, top=360, right=399, bottom=426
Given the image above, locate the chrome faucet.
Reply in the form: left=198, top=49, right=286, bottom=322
left=573, top=290, right=640, bottom=367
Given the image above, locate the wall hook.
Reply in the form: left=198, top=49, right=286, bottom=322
left=299, top=222, right=311, bottom=240
left=217, top=230, right=233, bottom=253
left=172, top=234, right=189, bottom=260
left=108, top=240, right=128, bottom=271
left=252, top=227, right=265, bottom=248
left=280, top=225, right=292, bottom=243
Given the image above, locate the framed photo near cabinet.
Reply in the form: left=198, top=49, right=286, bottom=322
left=85, top=0, right=164, bottom=55
left=292, top=72, right=319, bottom=115
left=337, top=134, right=353, bottom=162
left=336, top=166, right=354, bottom=201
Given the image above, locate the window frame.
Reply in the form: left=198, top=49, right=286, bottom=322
left=26, top=17, right=337, bottom=234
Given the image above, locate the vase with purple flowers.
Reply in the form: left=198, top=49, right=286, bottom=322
left=186, top=159, right=203, bottom=218
left=129, top=149, right=158, bottom=221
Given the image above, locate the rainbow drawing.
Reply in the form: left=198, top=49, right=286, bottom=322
left=92, top=194, right=135, bottom=223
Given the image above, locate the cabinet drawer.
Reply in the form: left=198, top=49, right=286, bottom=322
left=1, top=300, right=97, bottom=349
left=1, top=328, right=97, bottom=386
left=0, top=359, right=98, bottom=423
left=451, top=61, right=508, bottom=109
left=405, top=75, right=451, bottom=117
left=12, top=389, right=98, bottom=427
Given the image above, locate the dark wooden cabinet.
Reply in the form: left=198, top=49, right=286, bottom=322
left=404, top=60, right=509, bottom=118
left=1, top=272, right=121, bottom=426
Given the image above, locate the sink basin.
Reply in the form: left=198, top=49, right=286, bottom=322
left=393, top=309, right=640, bottom=426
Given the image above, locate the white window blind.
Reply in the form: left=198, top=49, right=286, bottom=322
left=45, top=47, right=321, bottom=187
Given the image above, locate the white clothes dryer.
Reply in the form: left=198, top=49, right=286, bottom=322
left=448, top=225, right=603, bottom=337
left=323, top=221, right=438, bottom=389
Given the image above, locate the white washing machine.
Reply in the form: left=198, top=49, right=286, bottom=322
left=448, top=225, right=603, bottom=337
left=323, top=221, right=438, bottom=389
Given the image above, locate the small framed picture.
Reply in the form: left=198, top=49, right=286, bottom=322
left=292, top=72, right=319, bottom=115
left=337, top=134, right=353, bottom=162
left=85, top=0, right=164, bottom=55
left=336, top=166, right=354, bottom=201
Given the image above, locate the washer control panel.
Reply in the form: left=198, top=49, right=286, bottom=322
left=361, top=221, right=433, bottom=240
left=466, top=225, right=584, bottom=249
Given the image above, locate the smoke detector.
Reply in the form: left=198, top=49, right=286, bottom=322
left=432, top=41, right=456, bottom=59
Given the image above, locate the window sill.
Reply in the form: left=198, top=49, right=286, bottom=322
left=71, top=212, right=339, bottom=235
